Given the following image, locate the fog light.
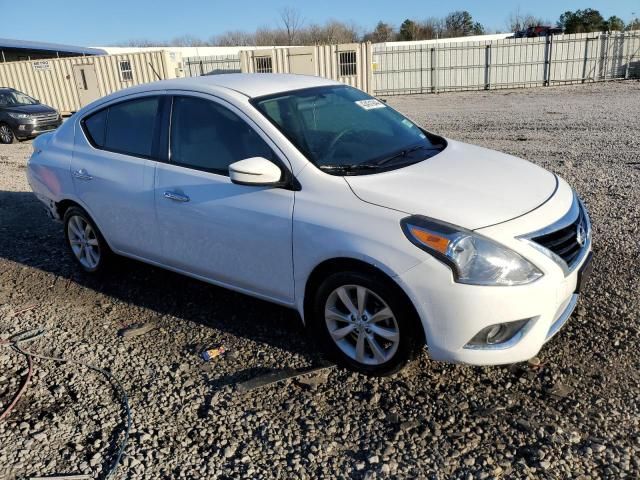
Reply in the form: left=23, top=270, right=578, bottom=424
left=465, top=318, right=533, bottom=349
left=485, top=324, right=505, bottom=344
left=18, top=125, right=27, bottom=130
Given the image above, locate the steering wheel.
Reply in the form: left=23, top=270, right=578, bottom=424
left=324, top=128, right=358, bottom=160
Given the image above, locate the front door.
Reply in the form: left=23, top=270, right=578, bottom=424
left=154, top=94, right=295, bottom=303
left=73, top=64, right=100, bottom=107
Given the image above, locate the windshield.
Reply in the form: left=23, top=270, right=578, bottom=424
left=253, top=85, right=445, bottom=174
left=0, top=89, right=39, bottom=107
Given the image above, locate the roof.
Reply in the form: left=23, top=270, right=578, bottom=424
left=156, top=73, right=342, bottom=98
left=79, top=74, right=346, bottom=115
left=0, top=38, right=106, bottom=56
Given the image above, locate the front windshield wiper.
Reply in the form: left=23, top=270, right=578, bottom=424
left=318, top=144, right=444, bottom=175
left=318, top=163, right=382, bottom=174
left=374, top=144, right=440, bottom=166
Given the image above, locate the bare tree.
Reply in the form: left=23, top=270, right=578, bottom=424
left=254, top=26, right=288, bottom=46
left=301, top=24, right=325, bottom=44
left=170, top=35, right=206, bottom=47
left=418, top=17, right=445, bottom=39
left=507, top=8, right=546, bottom=32
left=279, top=6, right=304, bottom=45
left=324, top=20, right=359, bottom=44
left=117, top=39, right=170, bottom=47
left=210, top=30, right=255, bottom=46
left=298, top=20, right=358, bottom=45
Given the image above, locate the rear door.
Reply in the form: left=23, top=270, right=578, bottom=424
left=72, top=93, right=167, bottom=259
left=153, top=93, right=295, bottom=303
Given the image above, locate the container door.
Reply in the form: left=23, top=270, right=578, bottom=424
left=288, top=50, right=315, bottom=75
left=73, top=64, right=100, bottom=107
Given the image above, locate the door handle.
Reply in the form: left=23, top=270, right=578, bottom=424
left=163, top=191, right=190, bottom=203
left=72, top=169, right=93, bottom=181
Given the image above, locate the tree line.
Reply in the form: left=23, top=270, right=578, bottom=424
left=120, top=7, right=640, bottom=47
left=557, top=9, right=638, bottom=34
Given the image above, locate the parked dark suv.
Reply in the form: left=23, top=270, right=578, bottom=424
left=0, top=88, right=62, bottom=144
left=513, top=26, right=563, bottom=38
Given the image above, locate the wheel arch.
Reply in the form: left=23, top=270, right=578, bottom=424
left=56, top=198, right=115, bottom=251
left=56, top=198, right=81, bottom=220
left=302, top=257, right=426, bottom=344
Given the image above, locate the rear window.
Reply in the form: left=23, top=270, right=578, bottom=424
left=105, top=97, right=159, bottom=157
left=82, top=96, right=160, bottom=158
left=83, top=109, right=107, bottom=147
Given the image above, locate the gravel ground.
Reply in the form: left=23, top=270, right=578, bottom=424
left=1, top=81, right=639, bottom=479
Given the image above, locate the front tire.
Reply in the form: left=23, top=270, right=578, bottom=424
left=63, top=206, right=111, bottom=273
left=0, top=123, right=17, bottom=144
left=310, top=271, right=424, bottom=376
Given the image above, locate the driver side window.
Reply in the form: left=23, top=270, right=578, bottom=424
left=170, top=96, right=273, bottom=175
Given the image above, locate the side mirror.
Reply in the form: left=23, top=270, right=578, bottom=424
left=229, top=157, right=283, bottom=186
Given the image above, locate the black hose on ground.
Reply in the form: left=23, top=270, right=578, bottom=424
left=1, top=328, right=131, bottom=480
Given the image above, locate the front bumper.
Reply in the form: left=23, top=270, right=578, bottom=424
left=15, top=119, right=62, bottom=138
left=395, top=184, right=592, bottom=366
left=396, top=248, right=590, bottom=365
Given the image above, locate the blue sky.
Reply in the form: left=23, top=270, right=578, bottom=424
left=4, top=1, right=638, bottom=46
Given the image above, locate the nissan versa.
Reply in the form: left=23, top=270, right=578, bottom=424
left=27, top=74, right=593, bottom=375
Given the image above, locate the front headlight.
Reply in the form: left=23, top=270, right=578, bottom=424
left=402, top=216, right=543, bottom=286
left=8, top=112, right=32, bottom=120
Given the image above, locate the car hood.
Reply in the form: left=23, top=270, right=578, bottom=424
left=344, top=139, right=558, bottom=230
left=2, top=104, right=57, bottom=114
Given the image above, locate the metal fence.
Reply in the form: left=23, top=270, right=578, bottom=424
left=239, top=43, right=374, bottom=93
left=0, top=50, right=181, bottom=113
left=373, top=32, right=640, bottom=96
left=184, top=54, right=241, bottom=77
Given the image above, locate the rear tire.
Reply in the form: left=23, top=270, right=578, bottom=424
left=309, top=270, right=424, bottom=376
left=63, top=206, right=111, bottom=273
left=0, top=123, right=16, bottom=144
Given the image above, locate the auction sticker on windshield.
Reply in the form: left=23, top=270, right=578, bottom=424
left=355, top=99, right=386, bottom=110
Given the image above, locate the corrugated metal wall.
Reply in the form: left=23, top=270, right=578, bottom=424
left=372, top=32, right=640, bottom=96
left=0, top=50, right=182, bottom=113
left=239, top=43, right=374, bottom=93
left=4, top=34, right=635, bottom=113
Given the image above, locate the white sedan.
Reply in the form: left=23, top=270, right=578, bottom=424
left=27, top=74, right=592, bottom=375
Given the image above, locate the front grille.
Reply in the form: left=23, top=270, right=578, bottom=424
left=531, top=203, right=588, bottom=269
left=32, top=112, right=59, bottom=124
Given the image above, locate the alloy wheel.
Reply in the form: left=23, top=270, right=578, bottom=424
left=67, top=215, right=101, bottom=269
left=0, top=124, right=13, bottom=144
left=324, top=284, right=400, bottom=366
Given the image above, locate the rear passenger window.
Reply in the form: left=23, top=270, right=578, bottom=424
left=105, top=97, right=159, bottom=157
left=83, top=109, right=107, bottom=147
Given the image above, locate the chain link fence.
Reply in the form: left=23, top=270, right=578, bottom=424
left=372, top=32, right=640, bottom=96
